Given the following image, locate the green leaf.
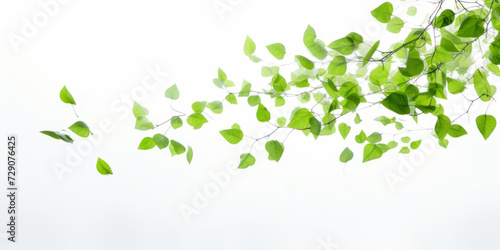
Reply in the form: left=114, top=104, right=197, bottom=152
left=68, top=121, right=92, bottom=138
left=275, top=96, right=285, bottom=107
left=355, top=130, right=367, bottom=143
left=295, top=55, right=315, bottom=70
left=369, top=65, right=390, bottom=86
left=186, top=146, right=193, bottom=164
left=447, top=78, right=465, bottom=94
left=96, top=158, right=113, bottom=175
left=439, top=139, right=449, bottom=148
left=367, top=132, right=382, bottom=143
left=191, top=101, right=207, bottom=113
left=338, top=123, right=351, bottom=139
left=247, top=96, right=261, bottom=106
left=238, top=153, right=256, bottom=169
left=40, top=131, right=74, bottom=143
left=266, top=43, right=286, bottom=60
left=60, top=86, right=76, bottom=105
left=457, top=17, right=485, bottom=37
left=448, top=124, right=468, bottom=138
left=287, top=108, right=314, bottom=129
left=363, top=144, right=383, bottom=162
left=152, top=134, right=169, bottom=149
left=303, top=25, right=327, bottom=60
left=339, top=147, right=354, bottom=163
left=476, top=115, right=497, bottom=140
left=239, top=80, right=252, bottom=97
left=165, top=84, right=180, bottom=100
left=407, top=6, right=417, bottom=16
left=434, top=9, right=455, bottom=28
left=265, top=140, right=285, bottom=162
left=410, top=140, right=422, bottom=149
left=473, top=70, right=492, bottom=101
left=171, top=116, right=183, bottom=129
left=133, top=102, right=149, bottom=118
left=207, top=101, right=223, bottom=114
left=387, top=17, right=404, bottom=33
left=135, top=116, right=154, bottom=131
left=277, top=117, right=287, bottom=127
left=220, top=128, right=244, bottom=144
left=346, top=32, right=364, bottom=45
left=225, top=94, right=238, bottom=104
left=354, top=114, right=362, bottom=124
left=218, top=68, right=227, bottom=82
left=244, top=36, right=256, bottom=56
left=309, top=117, right=321, bottom=139
left=186, top=113, right=208, bottom=129
left=381, top=92, right=410, bottom=115
left=138, top=137, right=156, bottom=150
left=256, top=103, right=271, bottom=122
left=363, top=41, right=380, bottom=66
left=388, top=141, right=398, bottom=149
left=169, top=140, right=186, bottom=156
left=327, top=37, right=355, bottom=55
left=434, top=46, right=454, bottom=63
left=272, top=73, right=287, bottom=93
left=327, top=56, right=347, bottom=76
left=401, top=136, right=411, bottom=143
left=435, top=114, right=451, bottom=141
left=399, top=147, right=410, bottom=154
left=371, top=2, right=393, bottom=23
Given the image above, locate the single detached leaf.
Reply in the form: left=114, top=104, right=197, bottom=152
left=381, top=92, right=410, bottom=115
left=169, top=140, right=186, bottom=156
left=256, top=103, right=271, bottom=122
left=220, top=128, right=244, bottom=144
left=399, top=147, right=410, bottom=154
left=207, top=101, right=223, bottom=114
left=275, top=96, right=285, bottom=107
left=138, top=137, right=156, bottom=150
left=410, top=140, right=422, bottom=149
left=133, top=101, right=149, bottom=118
left=447, top=77, right=465, bottom=94
left=363, top=40, right=380, bottom=66
left=238, top=153, right=256, bottom=169
left=266, top=43, right=286, bottom=60
left=60, top=86, right=76, bottom=105
left=407, top=6, right=417, bottom=16
left=277, top=117, right=287, bottom=127
left=476, top=115, right=497, bottom=140
left=435, top=114, right=451, bottom=141
left=165, top=84, right=180, bottom=100
left=338, top=123, right=351, bottom=140
left=244, top=36, right=256, bottom=56
left=265, top=140, right=285, bottom=162
left=401, top=136, right=411, bottom=143
left=186, top=146, right=193, bottom=164
left=153, top=134, right=169, bottom=149
left=363, top=144, right=383, bottom=163
left=288, top=108, right=314, bottom=129
left=68, top=121, right=92, bottom=138
left=371, top=2, right=393, bottom=23
left=339, top=147, right=354, bottom=163
left=448, top=124, right=468, bottom=138
left=96, top=158, right=113, bottom=175
left=171, top=116, right=183, bottom=129
left=239, top=81, right=252, bottom=97
left=186, top=113, right=208, bottom=129
left=40, top=131, right=74, bottom=143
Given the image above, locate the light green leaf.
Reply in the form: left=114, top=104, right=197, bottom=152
left=277, top=117, right=287, bottom=127
left=457, top=17, right=485, bottom=37
left=369, top=65, right=390, bottom=86
left=266, top=43, right=286, bottom=60
left=244, top=36, right=256, bottom=56
left=363, top=144, right=383, bottom=162
left=138, top=137, right=156, bottom=150
left=165, top=84, right=180, bottom=100
left=256, top=103, right=271, bottom=122
left=238, top=153, right=256, bottom=169
left=96, top=158, right=113, bottom=175
left=187, top=146, right=193, bottom=164
left=447, top=77, right=465, bottom=94
left=407, top=6, right=417, bottom=16
left=220, top=128, right=244, bottom=144
left=133, top=102, right=149, bottom=118
left=239, top=80, right=252, bottom=97
left=68, top=121, right=92, bottom=138
left=186, top=113, right=208, bottom=129
left=191, top=101, right=207, bottom=113
left=355, top=130, right=367, bottom=143
left=363, top=40, right=380, bottom=66
left=272, top=73, right=287, bottom=93
left=275, top=96, right=285, bottom=107
left=153, top=134, right=169, bottom=149
left=171, top=116, right=183, bottom=129
left=354, top=114, right=362, bottom=124
left=339, top=147, right=354, bottom=163
left=287, top=108, right=314, bottom=129
left=327, top=56, right=347, bottom=76
left=303, top=25, right=327, bottom=60
left=387, top=17, right=404, bottom=33
left=435, top=114, right=451, bottom=141
left=40, top=131, right=74, bottom=143
left=401, top=136, right=411, bottom=143
left=367, top=132, right=382, bottom=143
left=338, top=123, right=351, bottom=139
left=448, top=124, right=468, bottom=138
left=265, top=140, right=285, bottom=162
left=248, top=96, right=261, bottom=106
left=327, top=37, right=355, bottom=55
left=410, top=140, right=422, bottom=149
left=476, top=114, right=497, bottom=140
left=399, top=147, right=410, bottom=154
left=60, top=86, right=76, bottom=105
left=135, top=116, right=154, bottom=131
left=371, top=2, right=393, bottom=23
left=169, top=140, right=186, bottom=156
left=207, top=101, right=223, bottom=114
left=225, top=94, right=238, bottom=104
left=295, top=55, right=315, bottom=70
left=473, top=70, right=492, bottom=101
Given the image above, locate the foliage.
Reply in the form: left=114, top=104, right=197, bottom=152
left=42, top=0, right=498, bottom=174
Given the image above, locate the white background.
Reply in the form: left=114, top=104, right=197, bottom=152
left=1, top=0, right=500, bottom=249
